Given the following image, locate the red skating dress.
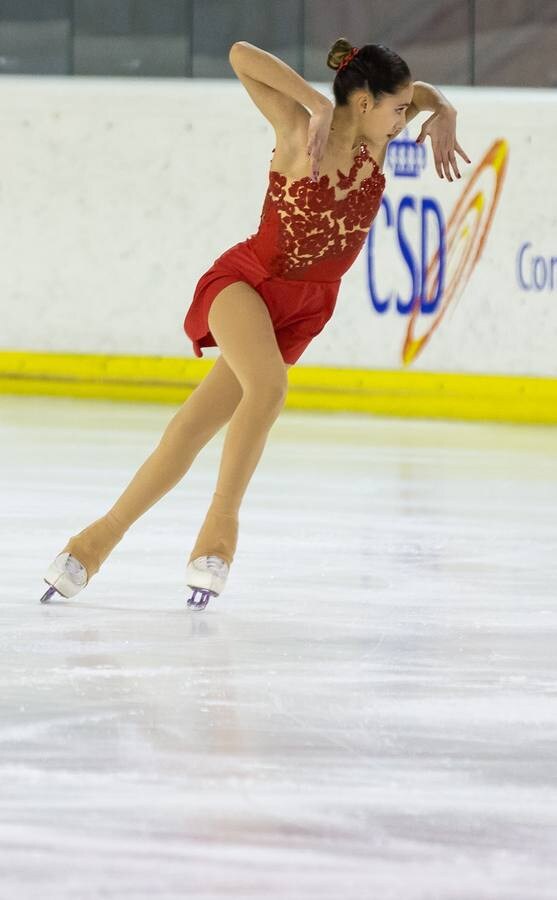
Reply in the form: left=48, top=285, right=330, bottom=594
left=183, top=141, right=386, bottom=365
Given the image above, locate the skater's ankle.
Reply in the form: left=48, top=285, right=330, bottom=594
left=210, top=491, right=239, bottom=519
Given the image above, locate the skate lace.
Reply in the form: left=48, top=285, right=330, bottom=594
left=206, top=555, right=228, bottom=573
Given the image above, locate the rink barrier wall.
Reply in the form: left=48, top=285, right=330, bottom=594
left=1, top=78, right=557, bottom=420
left=1, top=350, right=556, bottom=425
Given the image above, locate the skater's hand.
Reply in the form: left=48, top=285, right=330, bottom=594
left=415, top=107, right=471, bottom=182
left=307, top=101, right=334, bottom=183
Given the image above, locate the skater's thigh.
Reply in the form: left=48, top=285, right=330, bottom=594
left=207, top=281, right=288, bottom=395
left=174, top=354, right=243, bottom=426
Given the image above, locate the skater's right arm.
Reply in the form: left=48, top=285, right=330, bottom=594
left=229, top=41, right=332, bottom=144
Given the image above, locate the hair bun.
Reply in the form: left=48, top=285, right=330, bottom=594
left=326, top=37, right=353, bottom=71
left=337, top=46, right=360, bottom=72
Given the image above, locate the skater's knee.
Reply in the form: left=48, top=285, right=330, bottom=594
left=243, top=370, right=288, bottom=414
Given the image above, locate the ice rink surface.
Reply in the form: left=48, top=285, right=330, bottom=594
left=1, top=392, right=556, bottom=899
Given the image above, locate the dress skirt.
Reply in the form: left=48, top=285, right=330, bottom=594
left=183, top=238, right=341, bottom=365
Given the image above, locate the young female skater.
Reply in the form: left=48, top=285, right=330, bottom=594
left=40, top=38, right=469, bottom=610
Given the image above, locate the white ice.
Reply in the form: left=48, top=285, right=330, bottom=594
left=1, top=393, right=557, bottom=899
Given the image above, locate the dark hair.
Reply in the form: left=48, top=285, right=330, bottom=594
left=327, top=37, right=412, bottom=106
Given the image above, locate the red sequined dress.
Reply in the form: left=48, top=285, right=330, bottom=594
left=183, top=141, right=386, bottom=364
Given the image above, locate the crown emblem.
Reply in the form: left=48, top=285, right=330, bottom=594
left=386, top=128, right=427, bottom=178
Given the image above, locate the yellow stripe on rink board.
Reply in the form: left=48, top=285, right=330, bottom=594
left=0, top=349, right=556, bottom=425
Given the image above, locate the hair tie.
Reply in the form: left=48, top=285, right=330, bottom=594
left=337, top=46, right=360, bottom=72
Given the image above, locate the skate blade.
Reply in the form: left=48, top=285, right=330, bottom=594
left=40, top=583, right=61, bottom=604
left=186, top=587, right=217, bottom=611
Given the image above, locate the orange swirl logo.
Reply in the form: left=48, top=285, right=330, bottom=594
left=402, top=139, right=509, bottom=364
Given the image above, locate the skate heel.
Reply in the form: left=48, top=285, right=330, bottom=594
left=186, top=555, right=229, bottom=610
left=40, top=552, right=88, bottom=602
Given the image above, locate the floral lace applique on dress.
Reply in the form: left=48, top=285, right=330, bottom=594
left=255, top=142, right=386, bottom=278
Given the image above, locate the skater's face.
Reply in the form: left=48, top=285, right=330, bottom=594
left=354, top=81, right=414, bottom=144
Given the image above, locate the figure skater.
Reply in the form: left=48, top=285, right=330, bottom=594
left=40, top=37, right=470, bottom=610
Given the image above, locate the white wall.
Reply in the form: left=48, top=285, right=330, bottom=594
left=0, top=76, right=555, bottom=375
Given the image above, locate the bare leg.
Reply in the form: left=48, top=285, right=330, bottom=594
left=188, top=281, right=289, bottom=566
left=60, top=354, right=245, bottom=581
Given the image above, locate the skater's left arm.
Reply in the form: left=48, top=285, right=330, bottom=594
left=409, top=81, right=471, bottom=182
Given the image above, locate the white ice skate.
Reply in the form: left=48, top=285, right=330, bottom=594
left=186, top=555, right=229, bottom=610
left=40, top=552, right=89, bottom=603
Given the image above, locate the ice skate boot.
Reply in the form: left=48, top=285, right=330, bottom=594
left=40, top=512, right=125, bottom=603
left=40, top=552, right=88, bottom=603
left=186, top=555, right=229, bottom=611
